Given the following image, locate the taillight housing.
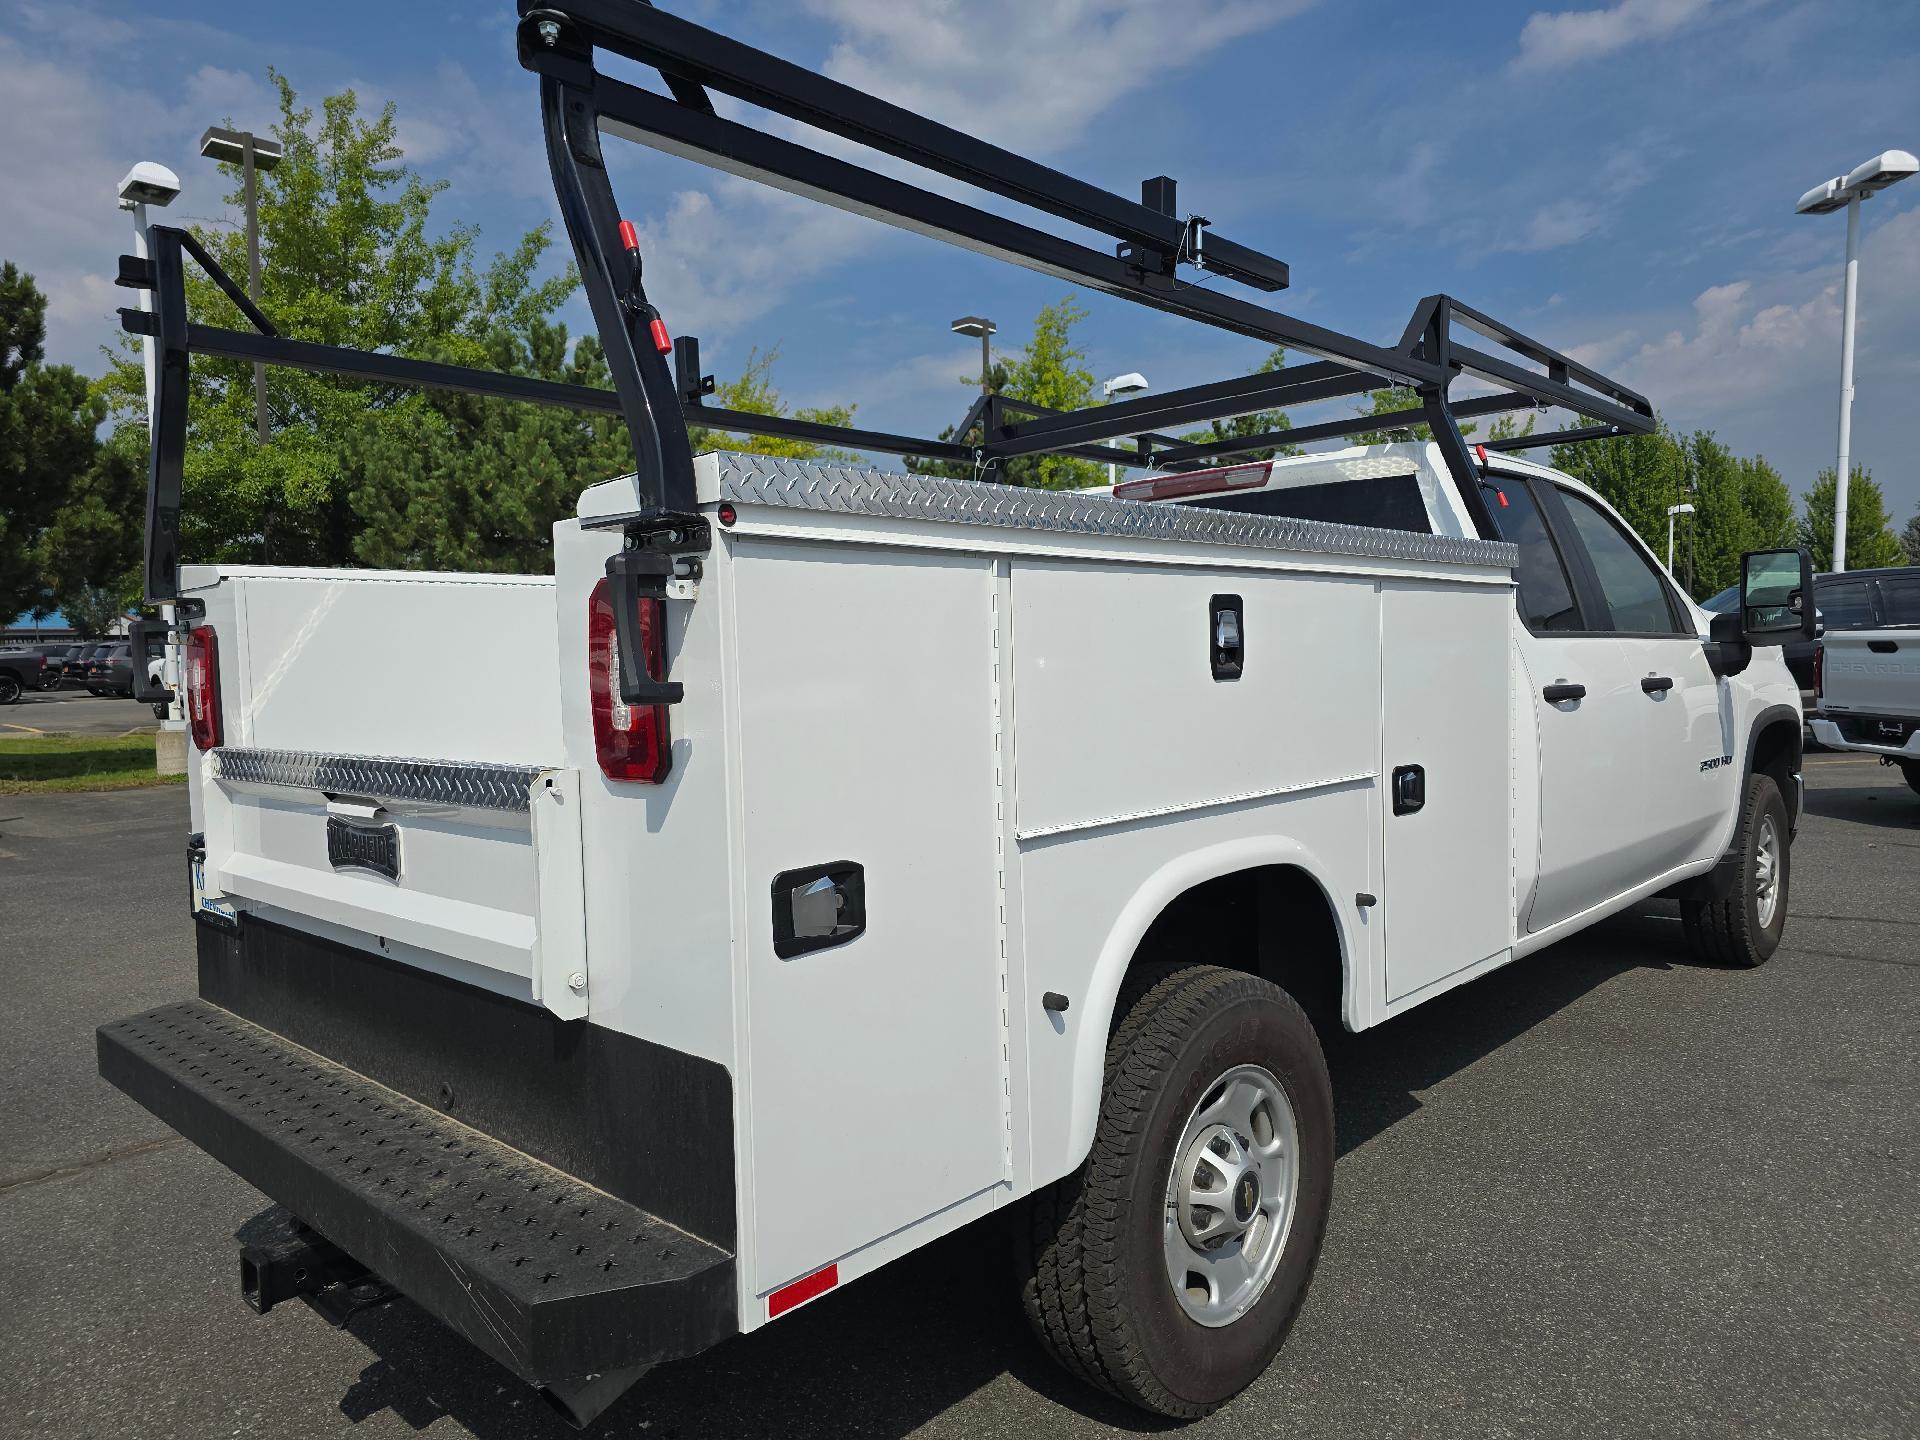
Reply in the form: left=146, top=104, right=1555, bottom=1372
left=588, top=577, right=671, bottom=783
left=184, top=625, right=222, bottom=751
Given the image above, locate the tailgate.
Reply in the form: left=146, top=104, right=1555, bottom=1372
left=1821, top=632, right=1920, bottom=717
left=186, top=566, right=590, bottom=1017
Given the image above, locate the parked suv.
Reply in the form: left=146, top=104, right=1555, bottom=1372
left=86, top=643, right=135, bottom=697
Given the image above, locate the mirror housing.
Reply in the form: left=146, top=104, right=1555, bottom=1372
left=1739, top=548, right=1816, bottom=645
left=128, top=616, right=174, bottom=705
left=1705, top=611, right=1752, bottom=679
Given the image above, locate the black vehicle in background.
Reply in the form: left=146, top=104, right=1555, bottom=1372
left=86, top=643, right=136, bottom=697
left=0, top=648, right=47, bottom=704
left=1701, top=566, right=1919, bottom=695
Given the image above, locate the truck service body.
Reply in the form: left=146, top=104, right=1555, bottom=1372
left=1808, top=569, right=1920, bottom=790
left=98, top=3, right=1820, bottom=1425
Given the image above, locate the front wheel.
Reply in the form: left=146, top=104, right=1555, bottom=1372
left=1018, top=965, right=1334, bottom=1417
left=1901, top=761, right=1920, bottom=799
left=1681, top=772, right=1790, bottom=967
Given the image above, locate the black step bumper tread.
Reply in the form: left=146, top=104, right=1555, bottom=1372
left=98, top=1000, right=736, bottom=1385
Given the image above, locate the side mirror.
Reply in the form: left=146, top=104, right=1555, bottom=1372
left=1705, top=611, right=1752, bottom=678
left=128, top=617, right=173, bottom=705
left=1739, top=548, right=1817, bottom=645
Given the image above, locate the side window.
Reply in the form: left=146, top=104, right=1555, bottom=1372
left=1480, top=480, right=1582, bottom=632
left=1874, top=575, right=1920, bottom=628
left=1554, top=489, right=1685, bottom=635
left=1815, top=579, right=1877, bottom=629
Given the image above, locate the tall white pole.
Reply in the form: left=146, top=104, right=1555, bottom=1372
left=1832, top=195, right=1861, bottom=573
left=1667, top=511, right=1676, bottom=570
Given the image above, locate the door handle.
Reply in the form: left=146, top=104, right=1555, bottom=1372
left=1542, top=682, right=1586, bottom=703
left=1868, top=639, right=1898, bottom=654
left=1640, top=675, right=1674, bottom=694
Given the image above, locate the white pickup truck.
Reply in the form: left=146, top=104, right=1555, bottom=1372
left=98, top=4, right=1819, bottom=1428
left=1809, top=565, right=1920, bottom=793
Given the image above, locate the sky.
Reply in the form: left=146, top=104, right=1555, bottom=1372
left=3, top=0, right=1918, bottom=525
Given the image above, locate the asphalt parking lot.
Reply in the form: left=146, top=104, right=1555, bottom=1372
left=1, top=756, right=1915, bottom=1440
left=2, top=688, right=160, bottom=738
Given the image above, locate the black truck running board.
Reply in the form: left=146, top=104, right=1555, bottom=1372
left=97, top=1001, right=735, bottom=1414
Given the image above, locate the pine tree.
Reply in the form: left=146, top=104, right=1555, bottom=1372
left=1798, top=466, right=1904, bottom=571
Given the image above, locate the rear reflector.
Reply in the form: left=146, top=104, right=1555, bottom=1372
left=588, top=577, right=671, bottom=784
left=649, top=316, right=672, bottom=354
left=184, top=626, right=221, bottom=751
left=767, top=1264, right=838, bottom=1319
left=1113, top=461, right=1272, bottom=502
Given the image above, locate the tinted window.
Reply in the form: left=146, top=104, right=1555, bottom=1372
left=1877, top=574, right=1920, bottom=627
left=1481, top=481, right=1582, bottom=631
left=1555, top=489, right=1683, bottom=634
left=1701, top=584, right=1738, bottom=614
left=1814, top=578, right=1877, bottom=629
left=1190, top=474, right=1432, bottom=533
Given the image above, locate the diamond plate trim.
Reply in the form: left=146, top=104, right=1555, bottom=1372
left=214, top=748, right=543, bottom=812
left=711, top=452, right=1517, bottom=569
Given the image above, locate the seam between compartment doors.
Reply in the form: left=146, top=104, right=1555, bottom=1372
left=991, top=555, right=1024, bottom=1192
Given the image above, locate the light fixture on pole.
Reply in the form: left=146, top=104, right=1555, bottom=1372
left=951, top=316, right=997, bottom=394
left=1101, top=372, right=1149, bottom=484
left=1666, top=502, right=1695, bottom=571
left=1795, top=148, right=1917, bottom=573
left=118, top=161, right=185, bottom=733
left=199, top=125, right=283, bottom=442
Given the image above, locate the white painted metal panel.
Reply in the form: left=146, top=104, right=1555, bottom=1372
left=1010, top=562, right=1381, bottom=839
left=731, top=540, right=1007, bottom=1293
left=1379, top=583, right=1513, bottom=1003
left=224, top=570, right=563, bottom=764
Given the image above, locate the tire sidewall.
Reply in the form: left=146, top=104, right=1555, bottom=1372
left=0, top=674, right=21, bottom=705
left=1743, top=776, right=1790, bottom=956
left=1113, top=987, right=1334, bottom=1409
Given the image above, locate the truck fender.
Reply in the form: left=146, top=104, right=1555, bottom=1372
left=1052, top=835, right=1354, bottom=1186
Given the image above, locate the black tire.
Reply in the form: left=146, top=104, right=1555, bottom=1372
left=1018, top=964, right=1334, bottom=1417
left=1901, top=761, right=1920, bottom=799
left=1681, top=771, right=1790, bottom=967
left=0, top=673, right=21, bottom=705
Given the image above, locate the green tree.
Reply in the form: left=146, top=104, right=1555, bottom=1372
left=1798, top=466, right=1905, bottom=571
left=1899, top=511, right=1920, bottom=565
left=685, top=346, right=856, bottom=461
left=1549, top=424, right=1687, bottom=553
left=906, top=296, right=1108, bottom=489
left=0, top=263, right=109, bottom=621
left=1344, top=385, right=1522, bottom=446
left=59, top=584, right=131, bottom=639
left=99, top=75, right=846, bottom=577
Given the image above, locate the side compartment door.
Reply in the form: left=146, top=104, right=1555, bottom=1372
left=1477, top=476, right=1648, bottom=933
left=730, top=541, right=1009, bottom=1299
left=1379, top=581, right=1514, bottom=1003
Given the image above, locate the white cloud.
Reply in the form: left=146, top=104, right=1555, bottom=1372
left=1498, top=199, right=1607, bottom=253
left=1512, top=0, right=1716, bottom=72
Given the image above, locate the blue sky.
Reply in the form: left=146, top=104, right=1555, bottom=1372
left=5, top=0, right=1918, bottom=523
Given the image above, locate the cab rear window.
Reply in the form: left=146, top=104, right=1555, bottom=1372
left=1186, top=474, right=1432, bottom=533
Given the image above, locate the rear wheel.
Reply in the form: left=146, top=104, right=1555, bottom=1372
left=1901, top=761, right=1920, bottom=799
left=0, top=673, right=21, bottom=705
left=1018, top=964, right=1334, bottom=1417
left=1681, top=772, right=1790, bottom=967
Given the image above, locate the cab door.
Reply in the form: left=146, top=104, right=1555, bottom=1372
left=1546, top=485, right=1737, bottom=874
left=1478, top=475, right=1651, bottom=933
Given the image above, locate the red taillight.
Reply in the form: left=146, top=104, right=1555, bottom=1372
left=1813, top=642, right=1824, bottom=699
left=588, top=577, right=671, bottom=784
left=1113, top=461, right=1272, bottom=502
left=185, top=626, right=222, bottom=751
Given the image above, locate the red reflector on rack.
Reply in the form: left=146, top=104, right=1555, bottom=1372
left=768, top=1264, right=838, bottom=1319
left=1495, top=489, right=1509, bottom=507
left=1474, top=444, right=1488, bottom=463
left=649, top=317, right=671, bottom=353
left=1113, top=461, right=1271, bottom=502
left=617, top=219, right=639, bottom=253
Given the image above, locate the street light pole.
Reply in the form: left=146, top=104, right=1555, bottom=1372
left=199, top=126, right=283, bottom=443
left=1666, top=502, right=1696, bottom=571
left=1101, top=372, right=1150, bottom=484
left=1833, top=195, right=1860, bottom=573
left=950, top=316, right=997, bottom=394
left=1796, top=148, right=1916, bottom=573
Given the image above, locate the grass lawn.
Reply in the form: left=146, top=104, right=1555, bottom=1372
left=0, top=734, right=186, bottom=794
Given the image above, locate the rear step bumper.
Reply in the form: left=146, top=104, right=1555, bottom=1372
left=97, top=1000, right=736, bottom=1389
